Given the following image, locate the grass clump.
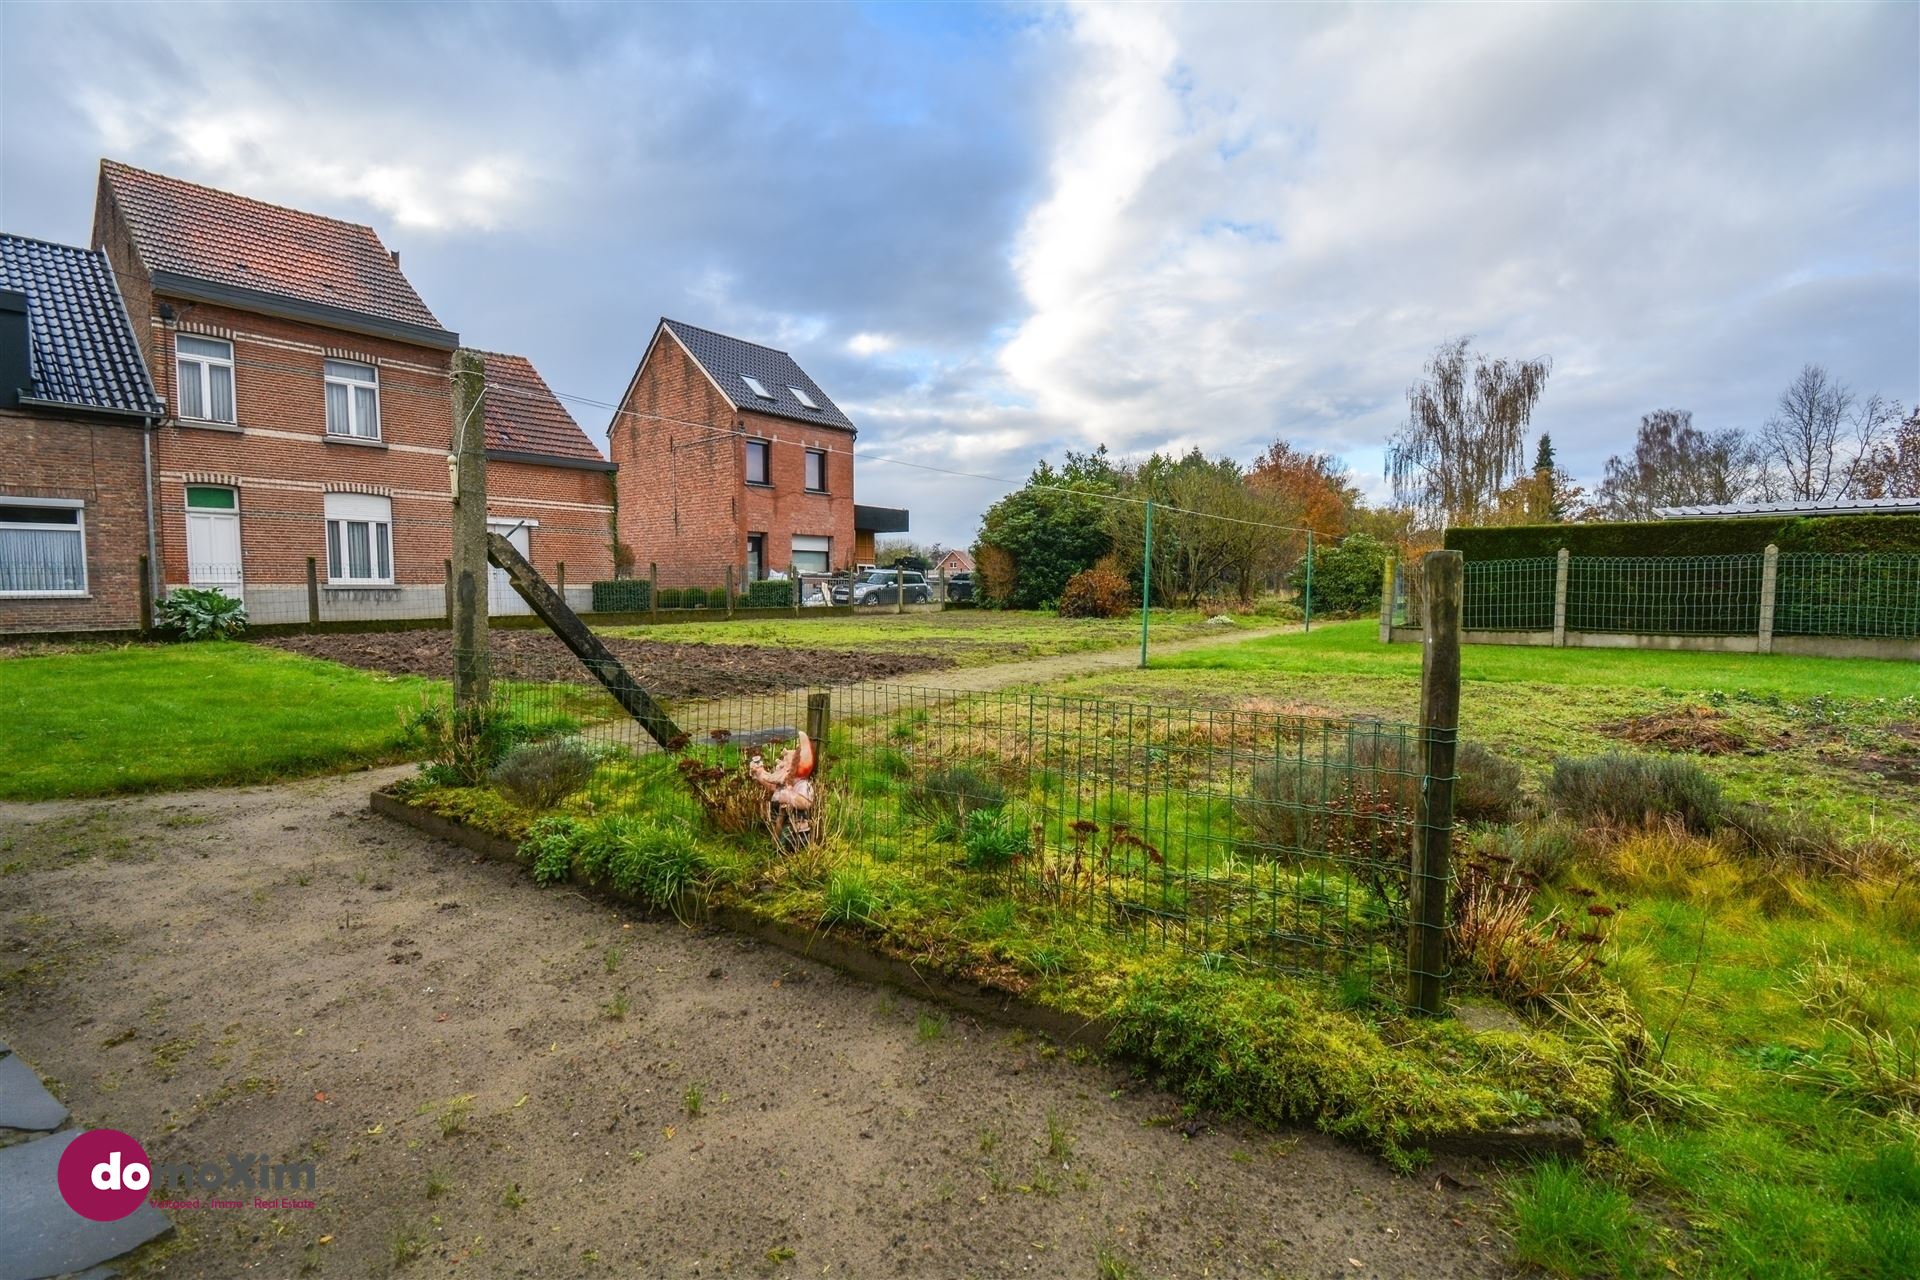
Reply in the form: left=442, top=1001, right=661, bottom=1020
left=822, top=868, right=884, bottom=926
left=961, top=809, right=1028, bottom=870
left=1504, top=1159, right=1651, bottom=1277
left=490, top=738, right=595, bottom=809
left=911, top=763, right=1006, bottom=824
left=1105, top=965, right=1608, bottom=1167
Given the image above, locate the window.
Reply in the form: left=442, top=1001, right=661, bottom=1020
left=185, top=486, right=237, bottom=511
left=740, top=374, right=774, bottom=400
left=745, top=438, right=770, bottom=485
left=790, top=386, right=819, bottom=410
left=0, top=498, right=86, bottom=596
left=324, top=359, right=380, bottom=439
left=323, top=493, right=393, bottom=585
left=790, top=535, right=831, bottom=575
left=176, top=335, right=235, bottom=423
left=804, top=449, right=827, bottom=492
left=746, top=533, right=765, bottom=581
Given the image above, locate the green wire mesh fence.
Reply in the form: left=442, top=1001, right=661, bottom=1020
left=1775, top=554, right=1920, bottom=639
left=1462, top=557, right=1556, bottom=631
left=434, top=652, right=1445, bottom=1002
left=1566, top=554, right=1764, bottom=635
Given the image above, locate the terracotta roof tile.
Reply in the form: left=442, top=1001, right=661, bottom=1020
left=478, top=351, right=605, bottom=463
left=100, top=160, right=443, bottom=332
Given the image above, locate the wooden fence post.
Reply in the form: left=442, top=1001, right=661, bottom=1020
left=443, top=559, right=454, bottom=624
left=938, top=566, right=947, bottom=606
left=896, top=566, right=905, bottom=614
left=806, top=692, right=831, bottom=770
left=1378, top=555, right=1395, bottom=643
left=791, top=563, right=801, bottom=615
left=1553, top=547, right=1570, bottom=647
left=1407, top=549, right=1462, bottom=1017
left=726, top=565, right=736, bottom=618
left=306, top=556, right=321, bottom=626
left=138, top=554, right=154, bottom=635
left=450, top=348, right=490, bottom=707
left=648, top=562, right=659, bottom=623
left=1757, top=544, right=1779, bottom=654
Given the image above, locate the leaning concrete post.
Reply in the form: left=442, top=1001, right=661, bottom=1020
left=1758, top=544, right=1779, bottom=654
left=450, top=349, right=490, bottom=707
left=1408, top=549, right=1462, bottom=1017
left=1553, top=548, right=1570, bottom=647
left=1378, top=555, right=1396, bottom=643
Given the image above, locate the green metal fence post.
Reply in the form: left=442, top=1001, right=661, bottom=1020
left=1139, top=498, right=1153, bottom=669
left=1304, top=529, right=1313, bottom=634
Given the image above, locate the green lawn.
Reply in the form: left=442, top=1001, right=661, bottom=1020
left=0, top=642, right=434, bottom=801
left=1039, top=621, right=1920, bottom=1278
left=602, top=607, right=1229, bottom=665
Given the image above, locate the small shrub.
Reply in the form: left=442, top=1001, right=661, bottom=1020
left=1449, top=852, right=1616, bottom=1006
left=1241, top=733, right=1418, bottom=907
left=675, top=757, right=765, bottom=835
left=520, top=814, right=585, bottom=885
left=961, top=810, right=1028, bottom=870
left=159, top=586, right=248, bottom=640
left=1056, top=566, right=1133, bottom=618
left=1452, top=742, right=1525, bottom=824
left=491, top=739, right=595, bottom=809
left=656, top=587, right=686, bottom=609
left=911, top=764, right=1006, bottom=825
left=705, top=586, right=730, bottom=609
left=404, top=697, right=523, bottom=787
left=605, top=819, right=707, bottom=911
left=591, top=579, right=651, bottom=612
left=1547, top=752, right=1725, bottom=834
left=1471, top=821, right=1584, bottom=884
left=742, top=579, right=794, bottom=608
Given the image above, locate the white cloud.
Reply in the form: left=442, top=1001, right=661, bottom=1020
left=847, top=332, right=896, bottom=357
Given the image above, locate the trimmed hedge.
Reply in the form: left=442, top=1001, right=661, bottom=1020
left=742, top=579, right=794, bottom=608
left=591, top=579, right=651, bottom=612
left=1446, top=514, right=1920, bottom=561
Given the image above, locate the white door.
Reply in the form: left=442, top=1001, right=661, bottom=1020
left=487, top=521, right=532, bottom=616
left=186, top=511, right=243, bottom=597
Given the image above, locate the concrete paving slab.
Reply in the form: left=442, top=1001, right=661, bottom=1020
left=0, top=1054, right=69, bottom=1132
left=0, top=1131, right=169, bottom=1280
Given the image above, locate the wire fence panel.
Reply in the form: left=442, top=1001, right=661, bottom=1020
left=1774, top=553, right=1920, bottom=639
left=1565, top=554, right=1763, bottom=635
left=460, top=652, right=1437, bottom=1001
left=1462, top=557, right=1555, bottom=631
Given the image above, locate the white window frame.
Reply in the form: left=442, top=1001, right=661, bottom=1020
left=0, top=496, right=88, bottom=598
left=740, top=374, right=774, bottom=400
left=175, top=335, right=235, bottom=424
left=324, top=359, right=381, bottom=440
left=323, top=493, right=395, bottom=586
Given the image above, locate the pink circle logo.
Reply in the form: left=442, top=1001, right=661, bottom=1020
left=56, top=1129, right=152, bottom=1222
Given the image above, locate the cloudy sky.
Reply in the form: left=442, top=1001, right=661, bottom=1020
left=3, top=2, right=1914, bottom=545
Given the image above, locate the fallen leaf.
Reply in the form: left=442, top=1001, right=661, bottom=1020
left=318, top=1235, right=333, bottom=1246
left=513, top=1094, right=530, bottom=1109
left=313, top=1091, right=329, bottom=1103
left=365, top=1123, right=382, bottom=1135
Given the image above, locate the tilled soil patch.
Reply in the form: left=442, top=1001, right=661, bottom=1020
left=261, top=628, right=953, bottom=698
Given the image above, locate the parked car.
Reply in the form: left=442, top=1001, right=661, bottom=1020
left=832, top=569, right=931, bottom=606
left=943, top=571, right=974, bottom=602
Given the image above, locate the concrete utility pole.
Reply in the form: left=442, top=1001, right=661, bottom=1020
left=451, top=349, right=490, bottom=708
left=1407, top=549, right=1462, bottom=1016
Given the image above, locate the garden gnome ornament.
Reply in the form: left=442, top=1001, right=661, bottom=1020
left=749, top=731, right=815, bottom=848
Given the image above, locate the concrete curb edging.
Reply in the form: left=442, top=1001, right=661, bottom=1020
left=369, top=788, right=1584, bottom=1162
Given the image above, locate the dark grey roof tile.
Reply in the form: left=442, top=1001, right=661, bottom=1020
left=0, top=233, right=162, bottom=417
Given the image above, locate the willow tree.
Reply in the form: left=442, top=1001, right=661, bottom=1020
left=1388, top=336, right=1552, bottom=529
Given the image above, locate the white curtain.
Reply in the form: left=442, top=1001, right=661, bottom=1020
left=354, top=385, right=378, bottom=437
left=209, top=363, right=234, bottom=422
left=325, top=382, right=349, bottom=435
left=179, top=362, right=206, bottom=419
left=0, top=527, right=85, bottom=592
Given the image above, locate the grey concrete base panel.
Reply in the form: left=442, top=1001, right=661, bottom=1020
left=1384, top=625, right=1917, bottom=663
left=0, top=1053, right=68, bottom=1131
left=0, top=1131, right=171, bottom=1280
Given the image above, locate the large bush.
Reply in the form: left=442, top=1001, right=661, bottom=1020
left=973, top=451, right=1117, bottom=609
left=742, top=579, right=794, bottom=608
left=160, top=587, right=248, bottom=640
left=1289, top=532, right=1391, bottom=615
left=1056, top=566, right=1133, bottom=618
left=1447, top=513, right=1920, bottom=561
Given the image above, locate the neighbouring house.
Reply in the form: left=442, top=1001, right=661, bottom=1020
left=0, top=233, right=165, bottom=634
left=933, top=548, right=974, bottom=576
left=91, top=160, right=613, bottom=624
left=607, top=318, right=906, bottom=591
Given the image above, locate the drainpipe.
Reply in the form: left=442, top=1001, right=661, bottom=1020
left=142, top=415, right=160, bottom=611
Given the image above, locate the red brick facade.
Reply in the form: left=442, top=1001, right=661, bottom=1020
left=609, top=328, right=855, bottom=587
left=87, top=171, right=614, bottom=624
left=0, top=407, right=150, bottom=633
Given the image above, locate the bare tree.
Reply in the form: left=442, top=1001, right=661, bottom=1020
left=1755, top=365, right=1899, bottom=502
left=1855, top=409, right=1920, bottom=499
left=1389, top=336, right=1552, bottom=528
left=1591, top=410, right=1756, bottom=519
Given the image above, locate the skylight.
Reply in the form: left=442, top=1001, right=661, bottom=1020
left=740, top=374, right=774, bottom=400
left=790, top=386, right=819, bottom=409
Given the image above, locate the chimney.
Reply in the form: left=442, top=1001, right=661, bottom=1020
left=390, top=249, right=401, bottom=267
left=0, top=289, right=31, bottom=408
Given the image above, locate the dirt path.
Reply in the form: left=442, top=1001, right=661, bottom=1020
left=1, top=768, right=1510, bottom=1279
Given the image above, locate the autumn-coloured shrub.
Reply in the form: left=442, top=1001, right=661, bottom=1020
left=1057, top=566, right=1134, bottom=618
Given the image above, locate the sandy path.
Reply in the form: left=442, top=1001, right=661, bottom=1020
left=0, top=766, right=1510, bottom=1279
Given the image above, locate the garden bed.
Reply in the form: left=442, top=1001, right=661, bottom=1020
left=260, top=629, right=952, bottom=697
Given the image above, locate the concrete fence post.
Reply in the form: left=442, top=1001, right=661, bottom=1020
left=443, top=558, right=454, bottom=624
left=938, top=566, right=947, bottom=606
left=1758, top=543, right=1779, bottom=654
left=725, top=565, right=736, bottom=619
left=306, top=556, right=321, bottom=626
left=648, top=562, right=659, bottom=623
left=1378, top=555, right=1396, bottom=643
left=1553, top=547, right=1570, bottom=647
left=791, top=563, right=801, bottom=614
left=138, top=554, right=154, bottom=635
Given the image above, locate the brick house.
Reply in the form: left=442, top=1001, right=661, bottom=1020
left=91, top=160, right=613, bottom=623
left=0, top=234, right=164, bottom=634
left=608, top=318, right=905, bottom=591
